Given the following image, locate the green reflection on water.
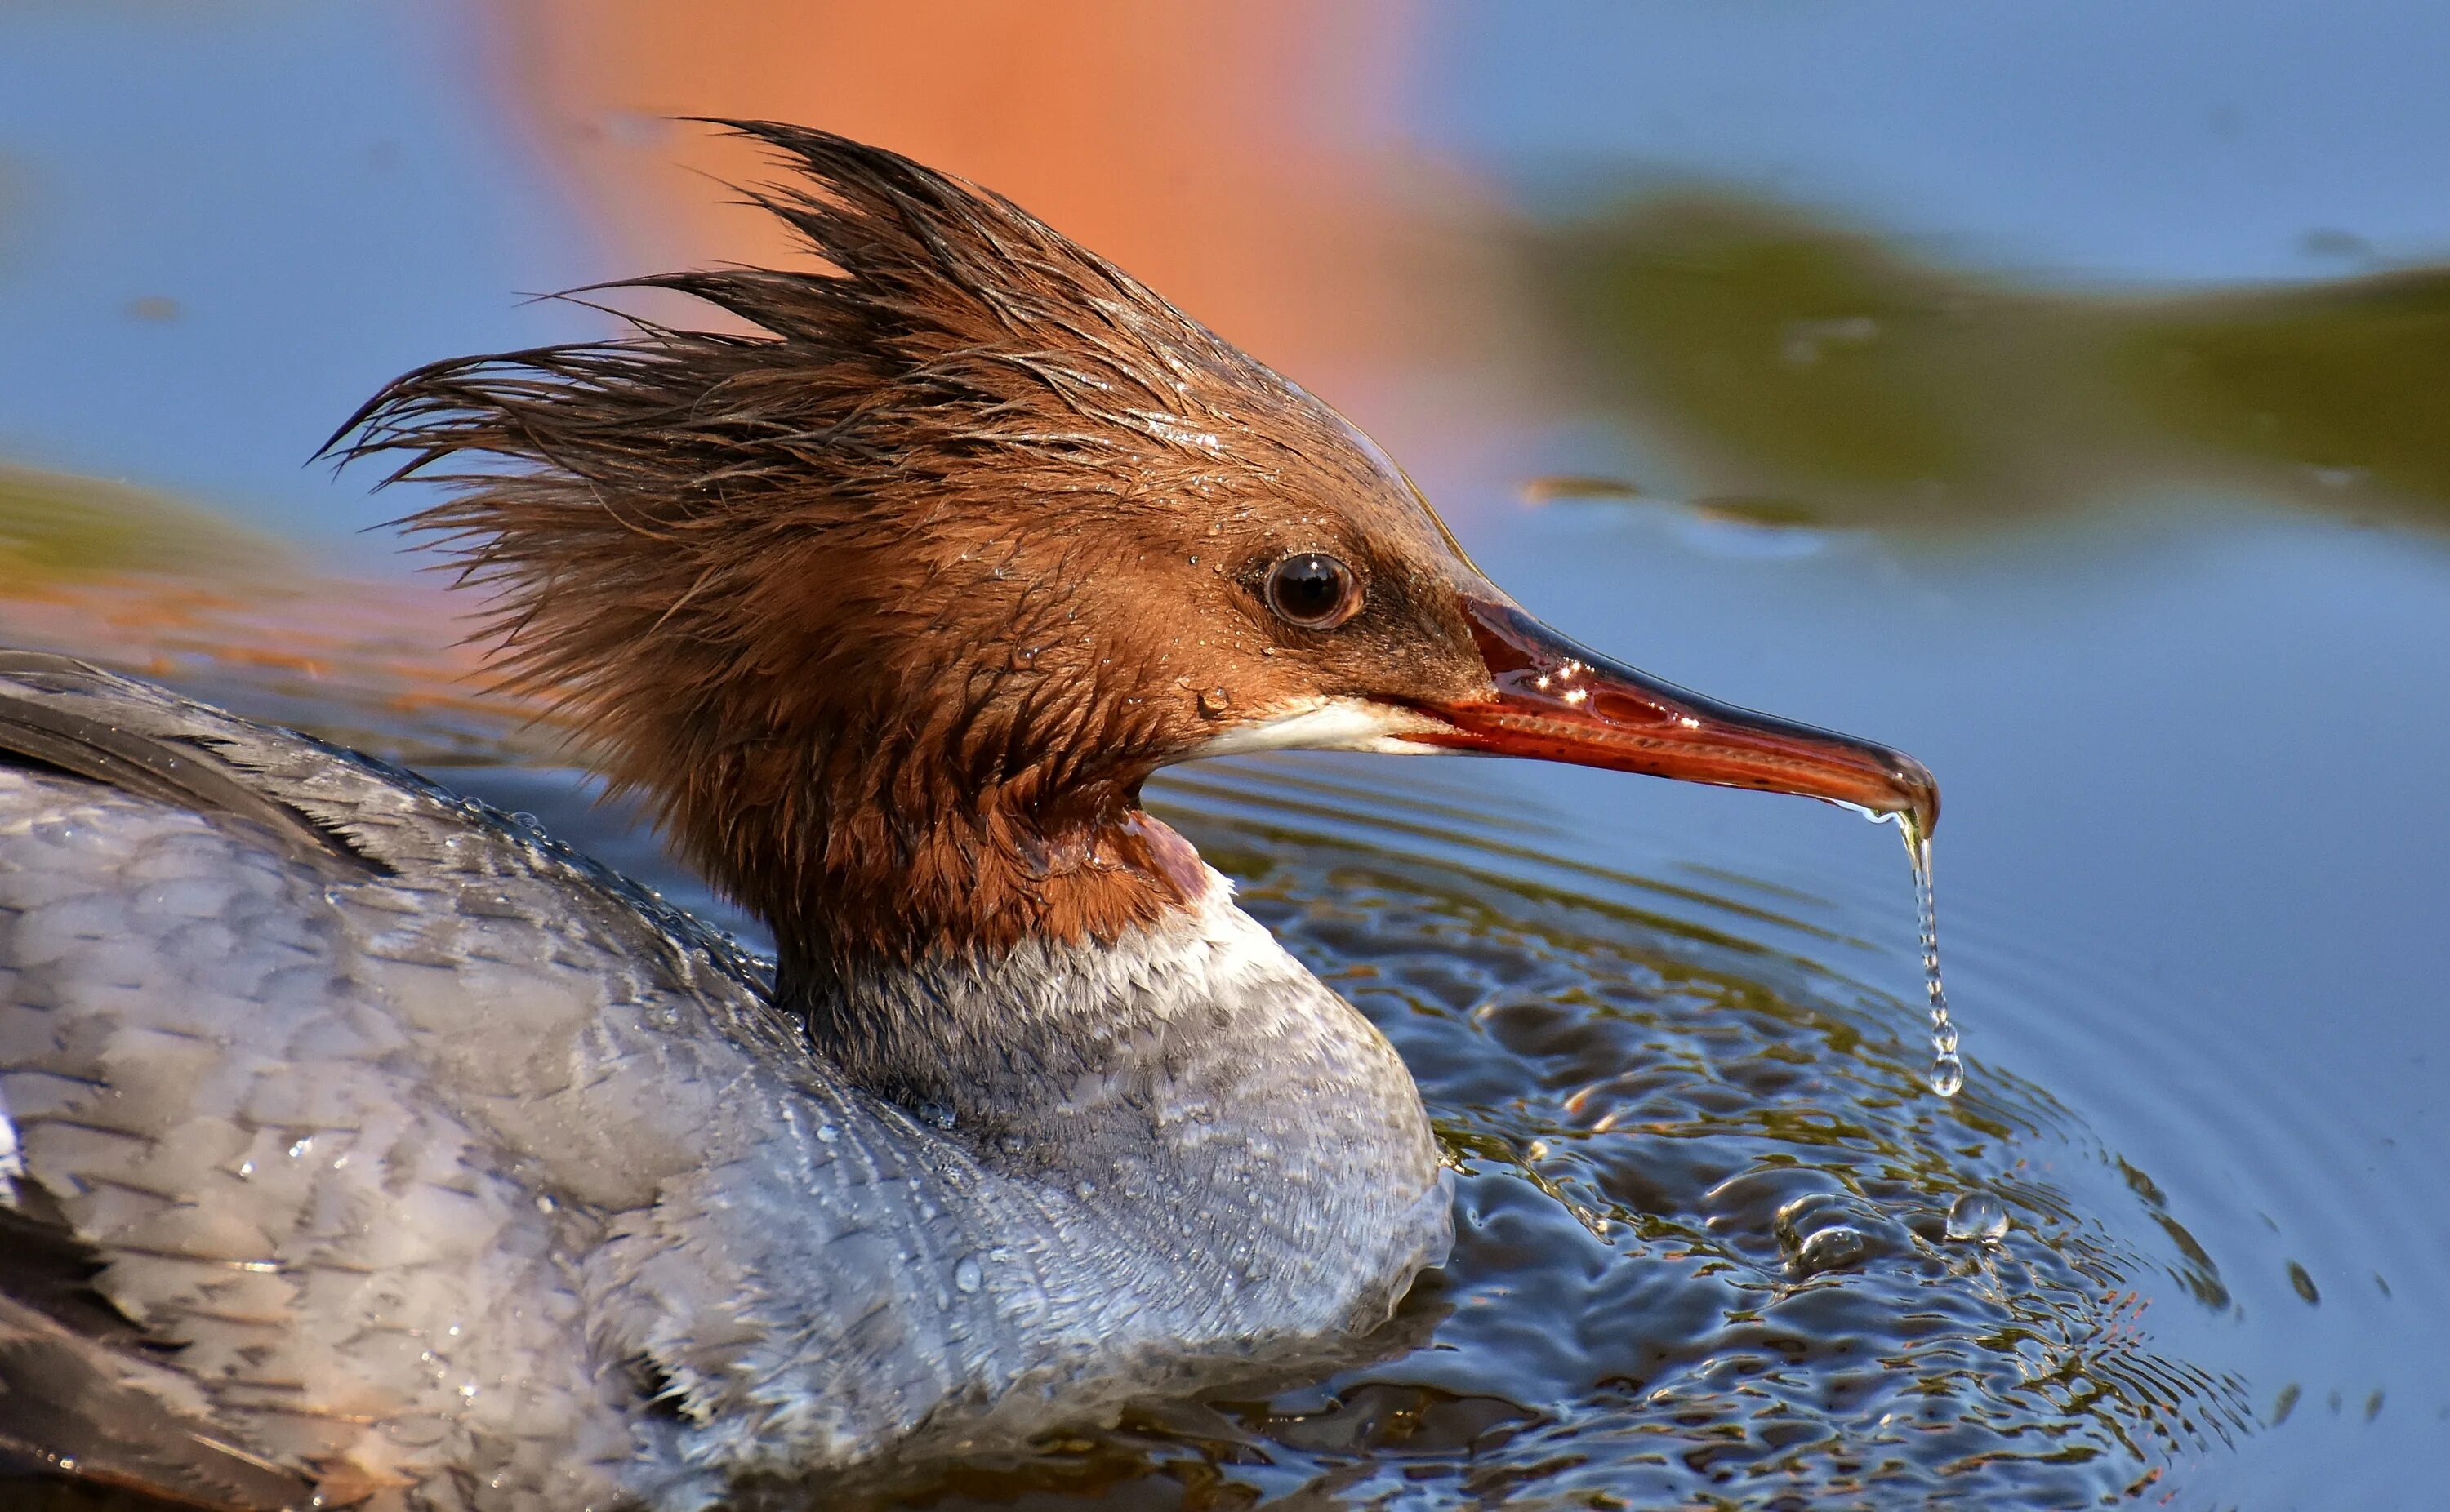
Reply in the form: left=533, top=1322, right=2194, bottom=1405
left=1535, top=192, right=2450, bottom=533
left=2122, top=269, right=2450, bottom=511
left=0, top=462, right=277, bottom=584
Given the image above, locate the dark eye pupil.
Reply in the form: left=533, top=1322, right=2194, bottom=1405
left=1267, top=553, right=1356, bottom=627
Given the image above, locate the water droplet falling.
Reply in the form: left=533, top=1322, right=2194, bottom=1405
left=1898, top=811, right=1962, bottom=1097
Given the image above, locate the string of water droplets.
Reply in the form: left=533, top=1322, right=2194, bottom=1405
left=1899, top=814, right=1962, bottom=1096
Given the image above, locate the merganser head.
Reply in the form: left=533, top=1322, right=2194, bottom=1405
left=337, top=122, right=1934, bottom=985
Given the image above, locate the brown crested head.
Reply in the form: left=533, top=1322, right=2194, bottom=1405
left=334, top=122, right=1936, bottom=995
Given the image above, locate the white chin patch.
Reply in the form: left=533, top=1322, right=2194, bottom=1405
left=1179, top=697, right=1452, bottom=760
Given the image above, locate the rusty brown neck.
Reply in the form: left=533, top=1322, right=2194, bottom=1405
left=776, top=811, right=1217, bottom=1118
left=649, top=719, right=1214, bottom=1099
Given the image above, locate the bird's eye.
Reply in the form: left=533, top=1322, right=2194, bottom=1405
left=1264, top=552, right=1361, bottom=629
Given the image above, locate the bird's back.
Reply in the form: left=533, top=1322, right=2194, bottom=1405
left=0, top=655, right=1450, bottom=1512
left=0, top=654, right=802, bottom=1507
left=0, top=657, right=1027, bottom=1509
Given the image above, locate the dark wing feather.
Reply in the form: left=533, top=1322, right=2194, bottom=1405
left=0, top=652, right=381, bottom=879
left=0, top=1201, right=314, bottom=1511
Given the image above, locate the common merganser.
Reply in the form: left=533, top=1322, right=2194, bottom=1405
left=0, top=124, right=1936, bottom=1512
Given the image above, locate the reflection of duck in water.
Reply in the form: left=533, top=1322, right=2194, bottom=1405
left=0, top=125, right=1935, bottom=1511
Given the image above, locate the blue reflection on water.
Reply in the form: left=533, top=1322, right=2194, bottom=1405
left=1423, top=0, right=2450, bottom=283
left=0, top=1, right=600, bottom=549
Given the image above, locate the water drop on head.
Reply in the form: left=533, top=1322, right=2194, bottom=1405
left=1897, top=813, right=1964, bottom=1097
left=953, top=1255, right=983, bottom=1293
left=1944, top=1190, right=2009, bottom=1243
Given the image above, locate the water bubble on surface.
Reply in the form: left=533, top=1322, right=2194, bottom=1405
left=1793, top=1222, right=1869, bottom=1275
left=1897, top=812, right=1963, bottom=1096
left=1775, top=1191, right=1885, bottom=1275
left=1945, top=1190, right=2010, bottom=1243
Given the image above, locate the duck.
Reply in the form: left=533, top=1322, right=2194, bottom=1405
left=0, top=123, right=1936, bottom=1512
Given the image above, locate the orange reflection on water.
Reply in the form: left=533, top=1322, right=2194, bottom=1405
left=3, top=571, right=552, bottom=766
left=501, top=4, right=1415, bottom=366
left=488, top=0, right=1521, bottom=487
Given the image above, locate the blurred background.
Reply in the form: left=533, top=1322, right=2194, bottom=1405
left=3, top=2, right=2446, bottom=1507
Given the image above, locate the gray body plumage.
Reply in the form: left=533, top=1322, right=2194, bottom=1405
left=0, top=656, right=1450, bottom=1510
